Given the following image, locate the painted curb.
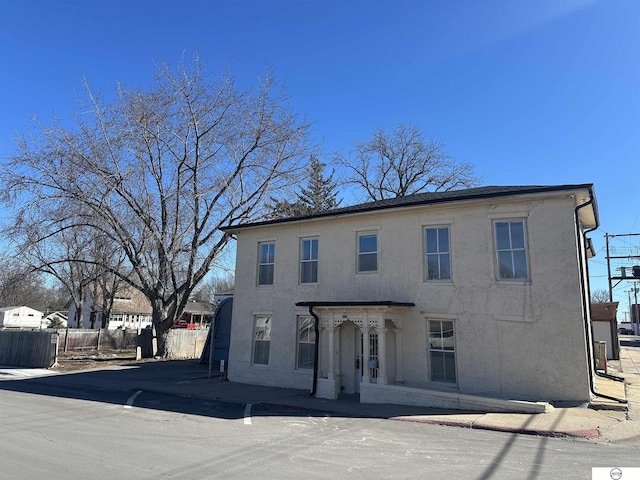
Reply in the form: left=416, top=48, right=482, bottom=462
left=391, top=416, right=600, bottom=439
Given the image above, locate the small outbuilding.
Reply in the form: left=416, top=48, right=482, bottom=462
left=0, top=306, right=44, bottom=329
left=591, top=302, right=619, bottom=360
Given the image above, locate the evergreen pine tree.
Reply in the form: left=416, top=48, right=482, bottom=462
left=296, top=155, right=341, bottom=212
left=268, top=155, right=341, bottom=219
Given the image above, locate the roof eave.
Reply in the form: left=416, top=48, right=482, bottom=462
left=223, top=184, right=596, bottom=233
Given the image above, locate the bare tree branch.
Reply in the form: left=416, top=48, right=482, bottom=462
left=2, top=56, right=311, bottom=355
left=337, top=124, right=480, bottom=202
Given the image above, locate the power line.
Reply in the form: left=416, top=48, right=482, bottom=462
left=630, top=209, right=640, bottom=232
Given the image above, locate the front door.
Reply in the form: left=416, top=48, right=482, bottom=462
left=339, top=321, right=362, bottom=394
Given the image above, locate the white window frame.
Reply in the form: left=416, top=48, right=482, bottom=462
left=253, top=315, right=272, bottom=365
left=424, top=225, right=451, bottom=281
left=494, top=220, right=529, bottom=280
left=257, top=242, right=276, bottom=286
left=428, top=319, right=456, bottom=383
left=357, top=232, right=378, bottom=273
left=296, top=315, right=315, bottom=370
left=300, top=238, right=319, bottom=284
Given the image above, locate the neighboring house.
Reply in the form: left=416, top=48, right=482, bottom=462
left=68, top=286, right=153, bottom=329
left=42, top=311, right=68, bottom=329
left=0, top=306, right=44, bottom=328
left=177, top=301, right=216, bottom=327
left=591, top=302, right=619, bottom=360
left=214, top=289, right=234, bottom=304
left=223, top=184, right=600, bottom=412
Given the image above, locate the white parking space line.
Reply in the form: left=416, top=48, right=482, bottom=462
left=244, top=404, right=252, bottom=425
left=0, top=368, right=55, bottom=379
left=124, top=390, right=143, bottom=409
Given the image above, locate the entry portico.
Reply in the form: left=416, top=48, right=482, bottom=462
left=296, top=301, right=414, bottom=400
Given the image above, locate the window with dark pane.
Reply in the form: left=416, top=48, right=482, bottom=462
left=296, top=316, right=315, bottom=369
left=257, top=242, right=275, bottom=285
left=253, top=315, right=272, bottom=365
left=494, top=221, right=528, bottom=280
left=300, top=238, right=318, bottom=283
left=428, top=319, right=456, bottom=382
left=357, top=233, right=377, bottom=272
left=425, top=226, right=451, bottom=280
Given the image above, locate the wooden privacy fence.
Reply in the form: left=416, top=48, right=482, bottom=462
left=0, top=330, right=58, bottom=368
left=165, top=329, right=209, bottom=359
left=0, top=327, right=209, bottom=367
left=137, top=328, right=209, bottom=359
left=58, top=328, right=138, bottom=352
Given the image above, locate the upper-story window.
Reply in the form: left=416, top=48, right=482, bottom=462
left=257, top=242, right=275, bottom=285
left=425, top=226, right=451, bottom=281
left=357, top=233, right=378, bottom=273
left=494, top=220, right=529, bottom=280
left=300, top=238, right=319, bottom=284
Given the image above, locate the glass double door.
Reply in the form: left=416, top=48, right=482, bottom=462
left=340, top=321, right=379, bottom=394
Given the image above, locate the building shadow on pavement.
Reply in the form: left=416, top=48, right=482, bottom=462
left=0, top=360, right=476, bottom=422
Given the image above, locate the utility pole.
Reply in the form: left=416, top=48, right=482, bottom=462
left=606, top=233, right=613, bottom=302
left=634, top=285, right=639, bottom=335
left=628, top=286, right=640, bottom=334
left=605, top=233, right=640, bottom=329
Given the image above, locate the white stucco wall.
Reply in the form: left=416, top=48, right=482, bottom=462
left=228, top=191, right=593, bottom=403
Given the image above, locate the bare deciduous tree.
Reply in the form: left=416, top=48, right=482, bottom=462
left=0, top=254, right=66, bottom=311
left=337, top=124, right=479, bottom=201
left=84, top=234, right=127, bottom=328
left=2, top=56, right=311, bottom=354
left=192, top=272, right=235, bottom=302
left=591, top=289, right=611, bottom=304
left=0, top=255, right=43, bottom=307
left=11, top=220, right=109, bottom=327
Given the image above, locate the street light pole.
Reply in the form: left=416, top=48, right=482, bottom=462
left=606, top=233, right=613, bottom=302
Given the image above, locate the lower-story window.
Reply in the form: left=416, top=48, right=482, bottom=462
left=253, top=315, right=272, bottom=365
left=296, top=316, right=315, bottom=369
left=428, top=319, right=456, bottom=382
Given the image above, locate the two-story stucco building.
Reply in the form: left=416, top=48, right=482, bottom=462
left=223, top=184, right=599, bottom=412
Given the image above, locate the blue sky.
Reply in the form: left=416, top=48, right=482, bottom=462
left=1, top=0, right=639, bottom=314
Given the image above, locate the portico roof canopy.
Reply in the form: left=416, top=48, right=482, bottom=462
left=296, top=300, right=415, bottom=398
left=295, top=301, right=415, bottom=308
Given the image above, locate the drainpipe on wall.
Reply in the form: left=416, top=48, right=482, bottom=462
left=575, top=193, right=627, bottom=404
left=308, top=306, right=320, bottom=397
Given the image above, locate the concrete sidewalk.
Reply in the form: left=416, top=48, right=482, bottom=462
left=81, top=343, right=640, bottom=444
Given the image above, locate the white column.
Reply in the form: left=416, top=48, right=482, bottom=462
left=394, top=328, right=404, bottom=383
left=376, top=327, right=388, bottom=385
left=335, top=324, right=342, bottom=387
left=318, top=326, right=325, bottom=378
left=361, top=326, right=370, bottom=384
left=327, top=326, right=336, bottom=381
